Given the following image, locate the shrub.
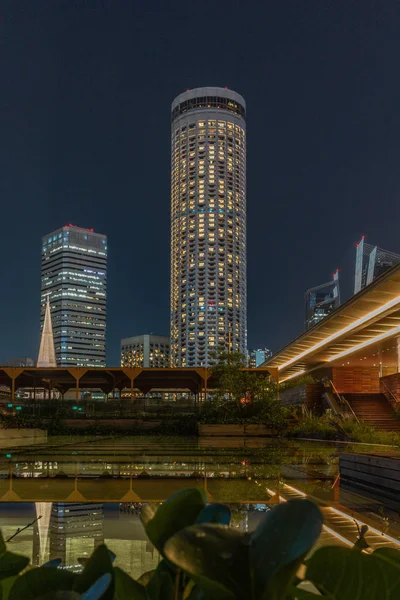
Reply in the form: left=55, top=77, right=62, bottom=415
left=290, top=416, right=338, bottom=440
left=339, top=419, right=400, bottom=446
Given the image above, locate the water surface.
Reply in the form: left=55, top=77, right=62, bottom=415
left=0, top=435, right=399, bottom=576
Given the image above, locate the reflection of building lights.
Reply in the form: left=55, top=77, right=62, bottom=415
left=329, top=507, right=400, bottom=547
left=278, top=294, right=400, bottom=371
left=265, top=485, right=355, bottom=547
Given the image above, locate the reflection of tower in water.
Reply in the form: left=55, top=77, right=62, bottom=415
left=48, top=503, right=104, bottom=567
left=34, top=502, right=104, bottom=567
left=33, top=502, right=53, bottom=566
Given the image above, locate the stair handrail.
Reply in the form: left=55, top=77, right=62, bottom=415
left=380, top=377, right=399, bottom=408
left=329, top=379, right=359, bottom=423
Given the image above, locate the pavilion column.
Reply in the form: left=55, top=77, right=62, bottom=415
left=131, top=378, right=135, bottom=403
left=3, top=368, right=24, bottom=404
left=121, top=368, right=142, bottom=408
left=11, top=376, right=15, bottom=402
left=67, top=369, right=88, bottom=404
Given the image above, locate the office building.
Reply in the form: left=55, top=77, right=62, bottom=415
left=3, top=357, right=34, bottom=367
left=41, top=225, right=107, bottom=366
left=170, top=87, right=247, bottom=366
left=248, top=348, right=272, bottom=368
left=121, top=334, right=170, bottom=367
left=354, top=236, right=400, bottom=294
left=305, top=270, right=340, bottom=330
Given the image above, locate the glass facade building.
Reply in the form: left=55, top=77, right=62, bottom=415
left=120, top=334, right=170, bottom=368
left=354, top=237, right=400, bottom=294
left=40, top=225, right=107, bottom=367
left=305, top=270, right=340, bottom=330
left=248, top=348, right=272, bottom=368
left=170, top=87, right=247, bottom=367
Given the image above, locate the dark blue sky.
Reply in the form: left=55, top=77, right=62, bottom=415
left=2, top=1, right=400, bottom=365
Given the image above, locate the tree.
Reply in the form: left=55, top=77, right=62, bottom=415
left=209, top=347, right=288, bottom=429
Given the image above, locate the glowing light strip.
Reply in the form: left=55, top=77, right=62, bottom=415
left=265, top=488, right=286, bottom=502
left=327, top=325, right=400, bottom=362
left=280, top=370, right=305, bottom=383
left=284, top=483, right=306, bottom=496
left=277, top=294, right=400, bottom=371
left=329, top=507, right=400, bottom=547
left=322, top=525, right=353, bottom=546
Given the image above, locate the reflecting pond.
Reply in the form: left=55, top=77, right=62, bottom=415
left=0, top=435, right=399, bottom=577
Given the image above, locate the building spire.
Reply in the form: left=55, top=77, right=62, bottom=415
left=37, top=295, right=57, bottom=367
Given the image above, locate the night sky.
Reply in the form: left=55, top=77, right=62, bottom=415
left=2, top=1, right=400, bottom=365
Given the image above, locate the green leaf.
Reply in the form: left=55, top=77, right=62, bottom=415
left=183, top=582, right=210, bottom=599
left=37, top=593, right=81, bottom=600
left=1, top=576, right=16, bottom=600
left=82, top=574, right=112, bottom=600
left=164, top=523, right=250, bottom=600
left=137, top=569, right=155, bottom=586
left=141, top=489, right=206, bottom=554
left=249, top=498, right=323, bottom=600
left=140, top=505, right=158, bottom=530
left=373, top=547, right=400, bottom=566
left=306, top=546, right=400, bottom=599
left=0, top=551, right=30, bottom=579
left=290, top=589, right=320, bottom=599
left=42, top=558, right=62, bottom=568
left=9, top=568, right=76, bottom=600
left=196, top=504, right=231, bottom=526
left=145, top=561, right=175, bottom=600
left=114, top=567, right=147, bottom=600
left=73, top=545, right=114, bottom=600
left=0, top=532, right=6, bottom=557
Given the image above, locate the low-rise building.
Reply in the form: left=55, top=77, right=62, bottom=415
left=121, top=334, right=170, bottom=368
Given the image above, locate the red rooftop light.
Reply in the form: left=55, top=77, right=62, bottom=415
left=64, top=224, right=94, bottom=232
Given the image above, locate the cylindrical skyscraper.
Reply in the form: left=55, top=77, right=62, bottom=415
left=170, top=87, right=247, bottom=367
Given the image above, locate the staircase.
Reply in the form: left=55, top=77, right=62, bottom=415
left=342, top=393, right=400, bottom=431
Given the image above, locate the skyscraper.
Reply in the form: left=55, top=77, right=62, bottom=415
left=304, top=270, right=340, bottom=330
left=354, top=236, right=400, bottom=294
left=170, top=87, right=247, bottom=367
left=41, top=225, right=107, bottom=366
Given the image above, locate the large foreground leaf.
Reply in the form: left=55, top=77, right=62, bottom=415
left=306, top=546, right=400, bottom=599
left=114, top=567, right=146, bottom=600
left=249, top=498, right=323, bottom=600
left=196, top=504, right=231, bottom=526
left=0, top=576, right=17, bottom=600
left=9, top=568, right=76, bottom=600
left=165, top=523, right=250, bottom=599
left=73, top=545, right=114, bottom=600
left=141, top=489, right=206, bottom=554
left=373, top=547, right=400, bottom=567
left=0, top=551, right=30, bottom=580
left=145, top=561, right=175, bottom=600
left=0, top=533, right=6, bottom=557
left=0, top=528, right=29, bottom=580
